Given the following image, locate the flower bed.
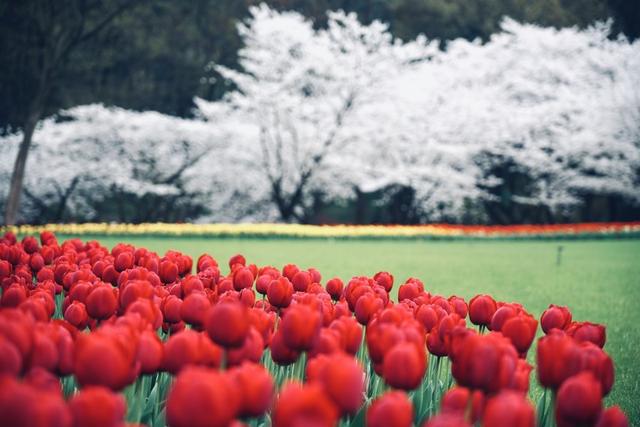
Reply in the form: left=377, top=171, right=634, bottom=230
left=0, top=230, right=629, bottom=427
left=4, top=221, right=640, bottom=239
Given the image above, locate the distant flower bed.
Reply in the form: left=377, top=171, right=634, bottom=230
left=4, top=222, right=640, bottom=239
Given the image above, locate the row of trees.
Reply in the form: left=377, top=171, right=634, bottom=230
left=1, top=6, right=639, bottom=224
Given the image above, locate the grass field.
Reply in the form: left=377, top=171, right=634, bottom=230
left=60, top=235, right=640, bottom=424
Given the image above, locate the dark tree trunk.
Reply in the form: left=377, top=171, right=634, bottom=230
left=4, top=107, right=42, bottom=225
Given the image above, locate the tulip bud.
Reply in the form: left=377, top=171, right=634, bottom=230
left=367, top=391, right=413, bottom=427
left=469, top=294, right=497, bottom=326
left=167, top=367, right=240, bottom=427
left=567, top=321, right=606, bottom=348
left=325, top=277, right=344, bottom=301
left=159, top=260, right=179, bottom=284
left=205, top=301, right=249, bottom=348
left=280, top=304, right=321, bottom=351
left=85, top=285, right=118, bottom=320
left=482, top=391, right=535, bottom=427
left=596, top=406, right=629, bottom=427
left=556, top=372, right=603, bottom=426
left=180, top=292, right=211, bottom=328
left=64, top=301, right=89, bottom=329
left=540, top=304, right=572, bottom=333
left=233, top=267, right=254, bottom=291
left=383, top=342, right=426, bottom=390
left=306, top=353, right=365, bottom=415
left=422, top=413, right=470, bottom=427
left=272, top=382, right=339, bottom=427
left=69, top=386, right=127, bottom=427
left=267, top=277, right=293, bottom=308
left=229, top=362, right=274, bottom=418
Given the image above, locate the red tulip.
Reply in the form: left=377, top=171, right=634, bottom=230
left=567, top=321, right=606, bottom=348
left=197, top=254, right=218, bottom=272
left=229, top=362, right=274, bottom=417
left=85, top=285, right=117, bottom=320
left=22, top=236, right=39, bottom=254
left=161, top=295, right=183, bottom=323
left=374, top=271, right=394, bottom=292
left=578, top=341, right=615, bottom=396
left=272, top=382, right=339, bottom=427
left=469, top=294, right=497, bottom=326
left=162, top=330, right=222, bottom=374
left=451, top=331, right=518, bottom=394
left=421, top=414, right=470, bottom=427
left=448, top=296, right=468, bottom=318
left=309, top=328, right=342, bottom=357
left=501, top=313, right=538, bottom=355
left=159, top=260, right=179, bottom=284
left=325, top=277, right=344, bottom=300
left=556, top=372, right=603, bottom=427
left=329, top=315, right=362, bottom=355
left=280, top=303, right=322, bottom=351
left=29, top=253, right=45, bottom=272
left=0, top=334, right=22, bottom=376
left=355, top=293, right=384, bottom=325
left=483, top=391, right=535, bottom=427
left=366, top=321, right=404, bottom=364
left=114, top=252, right=134, bottom=272
left=137, top=330, right=164, bottom=374
left=64, top=301, right=89, bottom=329
left=181, top=275, right=204, bottom=296
left=227, top=327, right=264, bottom=366
left=536, top=330, right=583, bottom=389
left=306, top=353, right=365, bottom=415
left=255, top=274, right=272, bottom=295
left=366, top=391, right=413, bottom=427
left=180, top=292, right=211, bottom=328
left=398, top=280, right=423, bottom=302
left=233, top=267, right=254, bottom=291
left=228, top=254, right=246, bottom=269
left=383, top=342, right=426, bottom=390
left=270, top=329, right=300, bottom=365
left=0, top=377, right=71, bottom=427
left=74, top=332, right=135, bottom=391
left=248, top=307, right=276, bottom=345
left=489, top=304, right=518, bottom=331
left=68, top=386, right=127, bottom=427
left=205, top=301, right=249, bottom=348
left=540, top=304, right=572, bottom=333
left=166, top=367, right=239, bottom=427
left=23, top=367, right=62, bottom=394
left=292, top=270, right=312, bottom=292
left=510, top=359, right=533, bottom=393
left=1, top=283, right=27, bottom=307
left=281, top=263, right=299, bottom=281
left=29, top=328, right=59, bottom=372
left=308, top=267, right=321, bottom=283
left=0, top=308, right=35, bottom=360
left=267, top=277, right=294, bottom=308
left=426, top=328, right=448, bottom=357
left=0, top=259, right=12, bottom=280
left=440, top=387, right=484, bottom=423
left=596, top=406, right=629, bottom=427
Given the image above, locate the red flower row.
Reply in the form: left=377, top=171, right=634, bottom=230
left=0, top=230, right=629, bottom=427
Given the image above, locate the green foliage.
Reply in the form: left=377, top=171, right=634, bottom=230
left=2, top=0, right=635, bottom=128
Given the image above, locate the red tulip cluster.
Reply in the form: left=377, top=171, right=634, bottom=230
left=0, top=230, right=629, bottom=427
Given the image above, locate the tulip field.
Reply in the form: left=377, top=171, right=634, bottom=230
left=1, top=230, right=639, bottom=427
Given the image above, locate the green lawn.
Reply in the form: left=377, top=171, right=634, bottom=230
left=61, top=235, right=640, bottom=424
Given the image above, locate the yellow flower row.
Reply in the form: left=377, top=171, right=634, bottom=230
left=3, top=222, right=640, bottom=239
left=4, top=223, right=463, bottom=238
